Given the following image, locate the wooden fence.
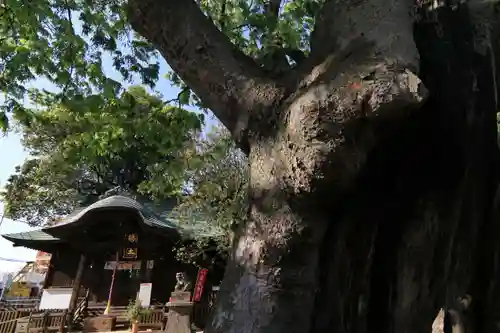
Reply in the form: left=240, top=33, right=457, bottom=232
left=26, top=312, right=66, bottom=333
left=0, top=297, right=40, bottom=311
left=0, top=310, right=28, bottom=333
left=0, top=310, right=65, bottom=333
left=137, top=310, right=165, bottom=331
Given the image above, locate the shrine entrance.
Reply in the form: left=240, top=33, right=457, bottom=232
left=102, top=233, right=154, bottom=307
left=112, top=267, right=141, bottom=305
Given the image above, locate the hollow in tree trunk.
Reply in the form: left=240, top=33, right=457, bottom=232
left=127, top=0, right=500, bottom=332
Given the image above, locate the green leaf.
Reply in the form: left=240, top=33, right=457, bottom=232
left=170, top=127, right=248, bottom=264
left=0, top=0, right=316, bottom=126
left=178, top=89, right=191, bottom=105
left=0, top=112, right=8, bottom=133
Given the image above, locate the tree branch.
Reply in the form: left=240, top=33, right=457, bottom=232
left=127, top=0, right=287, bottom=152
left=264, top=0, right=281, bottom=22
left=219, top=0, right=227, bottom=31
left=61, top=0, right=75, bottom=98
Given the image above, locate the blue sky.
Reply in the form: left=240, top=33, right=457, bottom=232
left=0, top=134, right=35, bottom=273
left=0, top=50, right=219, bottom=273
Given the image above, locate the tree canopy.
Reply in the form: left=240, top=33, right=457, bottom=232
left=0, top=0, right=317, bottom=131
left=172, top=127, right=248, bottom=264
left=2, top=86, right=203, bottom=225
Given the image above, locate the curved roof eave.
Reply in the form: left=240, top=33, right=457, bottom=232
left=1, top=230, right=61, bottom=253
left=46, top=195, right=180, bottom=231
left=2, top=230, right=60, bottom=242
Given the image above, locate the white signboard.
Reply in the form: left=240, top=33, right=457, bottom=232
left=39, top=288, right=73, bottom=310
left=104, top=261, right=141, bottom=270
left=138, top=283, right=152, bottom=307
left=104, top=260, right=154, bottom=270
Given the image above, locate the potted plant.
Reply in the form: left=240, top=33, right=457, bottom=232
left=126, top=300, right=152, bottom=333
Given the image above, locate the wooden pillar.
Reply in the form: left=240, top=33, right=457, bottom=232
left=66, top=254, right=87, bottom=332
left=68, top=254, right=87, bottom=312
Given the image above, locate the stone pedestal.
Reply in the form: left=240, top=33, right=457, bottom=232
left=170, top=291, right=191, bottom=302
left=165, top=298, right=193, bottom=333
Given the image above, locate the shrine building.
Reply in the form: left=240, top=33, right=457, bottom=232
left=1, top=195, right=224, bottom=319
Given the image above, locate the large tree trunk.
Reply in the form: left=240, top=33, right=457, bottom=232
left=128, top=0, right=500, bottom=332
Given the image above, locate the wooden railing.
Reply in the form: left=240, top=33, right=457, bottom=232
left=0, top=310, right=29, bottom=333
left=72, top=290, right=89, bottom=328
left=0, top=310, right=66, bottom=333
left=138, top=310, right=165, bottom=331
left=26, top=312, right=66, bottom=333
left=73, top=300, right=87, bottom=324
left=0, top=297, right=40, bottom=311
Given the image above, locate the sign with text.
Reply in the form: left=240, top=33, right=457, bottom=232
left=138, top=283, right=152, bottom=307
left=192, top=268, right=208, bottom=302
left=122, top=247, right=138, bottom=259
left=7, top=282, right=31, bottom=297
left=104, top=261, right=141, bottom=270
left=104, top=260, right=154, bottom=270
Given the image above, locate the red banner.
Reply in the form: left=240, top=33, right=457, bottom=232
left=192, top=268, right=208, bottom=302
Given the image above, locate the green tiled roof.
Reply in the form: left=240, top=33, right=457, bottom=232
left=51, top=195, right=179, bottom=229
left=1, top=195, right=224, bottom=252
left=1, top=195, right=181, bottom=245
left=2, top=230, right=59, bottom=242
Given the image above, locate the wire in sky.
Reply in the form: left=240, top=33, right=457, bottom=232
left=0, top=257, right=28, bottom=263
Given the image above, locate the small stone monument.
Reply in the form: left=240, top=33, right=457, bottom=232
left=164, top=272, right=194, bottom=333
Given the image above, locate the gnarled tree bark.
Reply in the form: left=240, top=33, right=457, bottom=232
left=128, top=0, right=500, bottom=332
